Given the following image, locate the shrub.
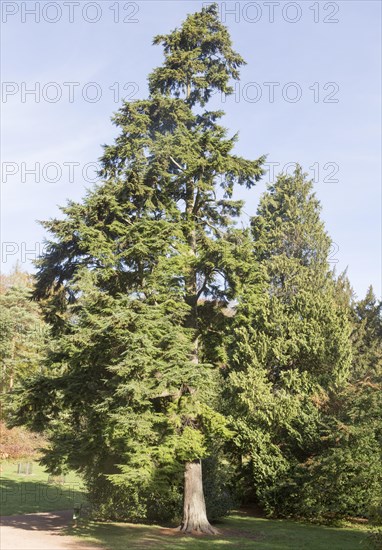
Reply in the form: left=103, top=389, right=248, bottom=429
left=85, top=455, right=235, bottom=524
left=0, top=421, right=45, bottom=460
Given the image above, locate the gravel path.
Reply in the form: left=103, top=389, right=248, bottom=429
left=0, top=510, right=101, bottom=550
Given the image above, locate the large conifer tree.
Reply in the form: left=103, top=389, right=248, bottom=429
left=14, top=5, right=264, bottom=533
left=224, top=168, right=353, bottom=513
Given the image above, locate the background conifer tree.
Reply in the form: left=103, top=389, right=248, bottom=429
left=224, top=168, right=353, bottom=514
left=291, top=284, right=382, bottom=520
left=0, top=267, right=48, bottom=395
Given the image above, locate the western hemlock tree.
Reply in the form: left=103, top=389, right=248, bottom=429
left=14, top=5, right=264, bottom=533
left=224, top=168, right=353, bottom=514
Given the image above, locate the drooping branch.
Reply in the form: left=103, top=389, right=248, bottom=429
left=197, top=216, right=224, bottom=238
left=170, top=156, right=185, bottom=172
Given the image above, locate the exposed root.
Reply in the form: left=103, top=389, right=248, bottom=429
left=177, top=522, right=219, bottom=535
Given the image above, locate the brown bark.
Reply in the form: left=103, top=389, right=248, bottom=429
left=178, top=164, right=217, bottom=535
left=178, top=460, right=218, bottom=534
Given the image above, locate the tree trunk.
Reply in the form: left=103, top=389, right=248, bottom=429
left=178, top=460, right=218, bottom=535
left=179, top=172, right=216, bottom=535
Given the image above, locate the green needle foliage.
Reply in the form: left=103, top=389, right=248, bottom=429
left=224, top=168, right=354, bottom=516
left=0, top=268, right=49, bottom=396
left=289, top=283, right=382, bottom=521
left=9, top=5, right=380, bottom=527
left=13, top=4, right=264, bottom=523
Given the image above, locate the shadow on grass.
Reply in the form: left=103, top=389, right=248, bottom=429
left=70, top=520, right=259, bottom=549
left=69, top=512, right=371, bottom=550
left=0, top=477, right=86, bottom=516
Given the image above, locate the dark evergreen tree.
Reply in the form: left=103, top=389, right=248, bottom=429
left=291, top=285, right=382, bottom=520
left=13, top=5, right=264, bottom=533
left=224, top=168, right=353, bottom=514
left=352, top=285, right=382, bottom=379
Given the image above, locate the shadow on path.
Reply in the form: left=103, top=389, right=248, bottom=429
left=0, top=510, right=101, bottom=549
left=0, top=510, right=73, bottom=531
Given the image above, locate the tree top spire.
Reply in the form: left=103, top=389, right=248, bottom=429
left=149, top=4, right=245, bottom=106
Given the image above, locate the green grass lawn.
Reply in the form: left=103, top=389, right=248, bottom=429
left=71, top=513, right=371, bottom=550
left=0, top=462, right=373, bottom=549
left=0, top=461, right=86, bottom=515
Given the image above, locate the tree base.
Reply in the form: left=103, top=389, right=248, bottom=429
left=179, top=460, right=219, bottom=535
left=177, top=522, right=219, bottom=535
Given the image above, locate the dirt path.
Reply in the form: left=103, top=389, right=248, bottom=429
left=0, top=510, right=101, bottom=550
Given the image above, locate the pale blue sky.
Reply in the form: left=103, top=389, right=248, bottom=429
left=1, top=0, right=381, bottom=299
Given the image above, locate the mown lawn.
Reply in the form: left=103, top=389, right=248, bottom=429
left=0, top=462, right=372, bottom=549
left=0, top=460, right=86, bottom=515
left=71, top=513, right=371, bottom=550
